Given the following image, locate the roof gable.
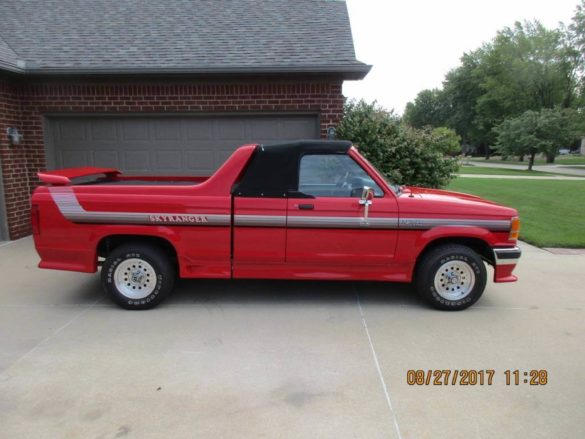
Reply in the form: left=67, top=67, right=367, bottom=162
left=0, top=35, right=22, bottom=73
left=0, top=0, right=369, bottom=78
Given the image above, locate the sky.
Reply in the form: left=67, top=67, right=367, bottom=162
left=343, top=0, right=580, bottom=114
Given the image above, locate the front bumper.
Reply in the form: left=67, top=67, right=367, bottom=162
left=492, top=246, right=522, bottom=282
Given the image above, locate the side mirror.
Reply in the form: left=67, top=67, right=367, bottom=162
left=359, top=186, right=374, bottom=220
left=361, top=186, right=375, bottom=202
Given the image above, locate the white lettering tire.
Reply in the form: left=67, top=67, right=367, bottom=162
left=101, top=243, right=175, bottom=310
left=415, top=244, right=487, bottom=310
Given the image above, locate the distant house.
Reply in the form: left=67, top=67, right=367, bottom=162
left=0, top=0, right=369, bottom=240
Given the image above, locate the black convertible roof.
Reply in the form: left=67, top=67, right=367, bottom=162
left=260, top=140, right=352, bottom=154
left=234, top=140, right=353, bottom=198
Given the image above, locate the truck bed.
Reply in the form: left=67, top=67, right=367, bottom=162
left=81, top=179, right=203, bottom=186
left=37, top=167, right=209, bottom=186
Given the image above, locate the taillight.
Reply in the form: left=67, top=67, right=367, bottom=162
left=509, top=216, right=520, bottom=241
left=31, top=204, right=40, bottom=235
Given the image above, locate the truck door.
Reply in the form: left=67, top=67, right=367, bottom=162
left=286, top=153, right=399, bottom=266
left=232, top=197, right=287, bottom=264
left=231, top=145, right=290, bottom=274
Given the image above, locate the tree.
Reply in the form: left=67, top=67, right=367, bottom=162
left=337, top=100, right=459, bottom=188
left=420, top=17, right=584, bottom=160
left=494, top=112, right=540, bottom=169
left=473, top=22, right=578, bottom=150
left=442, top=51, right=491, bottom=155
left=569, top=1, right=585, bottom=64
left=494, top=108, right=583, bottom=170
left=403, top=89, right=449, bottom=128
left=568, top=0, right=585, bottom=107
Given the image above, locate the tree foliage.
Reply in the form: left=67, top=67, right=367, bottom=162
left=430, top=127, right=462, bottom=155
left=403, top=6, right=585, bottom=161
left=337, top=100, right=458, bottom=188
left=494, top=108, right=583, bottom=169
left=403, top=89, right=448, bottom=128
left=569, top=0, right=585, bottom=105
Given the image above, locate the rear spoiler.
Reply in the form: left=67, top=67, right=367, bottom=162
left=37, top=167, right=120, bottom=185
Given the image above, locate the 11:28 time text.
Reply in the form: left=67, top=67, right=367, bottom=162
left=406, top=369, right=548, bottom=386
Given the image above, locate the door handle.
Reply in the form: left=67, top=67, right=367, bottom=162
left=298, top=204, right=314, bottom=210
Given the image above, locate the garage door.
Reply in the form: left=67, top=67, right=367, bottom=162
left=45, top=114, right=319, bottom=175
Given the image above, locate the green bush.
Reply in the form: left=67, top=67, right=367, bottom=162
left=336, top=100, right=459, bottom=188
left=430, top=127, right=462, bottom=155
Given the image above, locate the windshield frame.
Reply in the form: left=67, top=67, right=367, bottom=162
left=348, top=146, right=400, bottom=196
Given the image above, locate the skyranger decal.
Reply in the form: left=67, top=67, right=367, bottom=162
left=149, top=214, right=209, bottom=224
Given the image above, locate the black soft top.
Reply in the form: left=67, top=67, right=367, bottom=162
left=234, top=140, right=352, bottom=198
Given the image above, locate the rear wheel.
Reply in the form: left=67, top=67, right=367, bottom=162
left=101, top=243, right=175, bottom=309
left=415, top=244, right=487, bottom=310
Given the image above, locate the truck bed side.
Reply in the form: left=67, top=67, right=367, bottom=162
left=31, top=145, right=256, bottom=277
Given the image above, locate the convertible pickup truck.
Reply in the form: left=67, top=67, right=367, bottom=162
left=31, top=140, right=521, bottom=310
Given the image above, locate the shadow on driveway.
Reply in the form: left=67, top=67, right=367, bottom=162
left=79, top=275, right=423, bottom=309
left=168, top=278, right=420, bottom=308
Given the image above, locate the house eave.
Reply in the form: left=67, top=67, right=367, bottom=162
left=1, top=63, right=371, bottom=80
left=0, top=60, right=24, bottom=74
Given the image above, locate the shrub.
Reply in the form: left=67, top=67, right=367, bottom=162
left=430, top=127, right=462, bottom=155
left=336, top=100, right=459, bottom=188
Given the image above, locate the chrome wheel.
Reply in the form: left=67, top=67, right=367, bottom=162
left=433, top=260, right=476, bottom=300
left=114, top=258, right=156, bottom=299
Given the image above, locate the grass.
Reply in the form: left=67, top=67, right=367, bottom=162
left=457, top=166, right=559, bottom=176
left=447, top=178, right=585, bottom=248
left=469, top=155, right=585, bottom=166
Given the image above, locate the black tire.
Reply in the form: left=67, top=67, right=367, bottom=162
left=415, top=244, right=487, bottom=311
left=101, top=243, right=175, bottom=310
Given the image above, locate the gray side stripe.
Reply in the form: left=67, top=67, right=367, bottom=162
left=399, top=218, right=511, bottom=231
left=234, top=215, right=286, bottom=227
left=49, top=188, right=511, bottom=231
left=49, top=187, right=230, bottom=226
left=287, top=216, right=398, bottom=229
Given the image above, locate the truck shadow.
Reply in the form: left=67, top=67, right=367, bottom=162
left=167, top=278, right=423, bottom=308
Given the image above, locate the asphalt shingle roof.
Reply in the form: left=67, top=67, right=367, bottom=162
left=0, top=0, right=369, bottom=78
left=0, top=35, right=21, bottom=72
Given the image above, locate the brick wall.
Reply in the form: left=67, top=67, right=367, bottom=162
left=0, top=78, right=31, bottom=239
left=0, top=77, right=345, bottom=239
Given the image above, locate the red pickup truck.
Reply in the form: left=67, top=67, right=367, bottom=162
left=31, top=140, right=521, bottom=310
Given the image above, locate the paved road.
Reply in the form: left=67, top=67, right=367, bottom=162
left=0, top=238, right=583, bottom=438
left=463, top=160, right=585, bottom=176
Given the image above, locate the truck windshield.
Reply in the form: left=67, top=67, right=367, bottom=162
left=299, top=154, right=384, bottom=197
left=358, top=155, right=401, bottom=195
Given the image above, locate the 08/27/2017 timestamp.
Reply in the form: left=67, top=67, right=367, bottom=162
left=406, top=369, right=548, bottom=386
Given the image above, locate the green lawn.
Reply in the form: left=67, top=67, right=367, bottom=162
left=469, top=155, right=585, bottom=166
left=447, top=178, right=585, bottom=248
left=457, top=166, right=559, bottom=176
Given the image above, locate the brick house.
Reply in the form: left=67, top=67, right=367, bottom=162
left=0, top=0, right=370, bottom=240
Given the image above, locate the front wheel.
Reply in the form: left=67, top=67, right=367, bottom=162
left=415, top=244, right=487, bottom=310
left=101, top=243, right=175, bottom=310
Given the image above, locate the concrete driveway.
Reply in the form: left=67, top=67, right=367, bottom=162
left=0, top=238, right=583, bottom=438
